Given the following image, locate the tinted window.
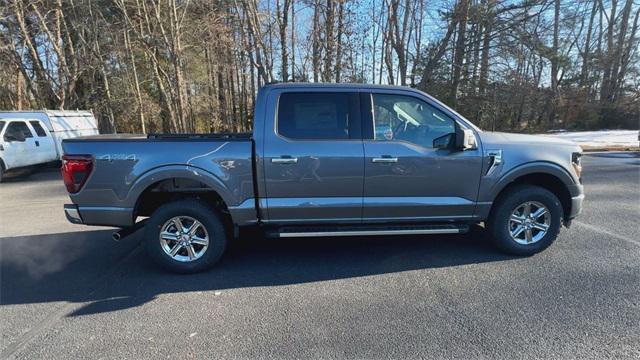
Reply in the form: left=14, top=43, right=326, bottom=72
left=372, top=94, right=455, bottom=149
left=0, top=121, right=5, bottom=133
left=278, top=92, right=352, bottom=140
left=4, top=121, right=33, bottom=141
left=29, top=121, right=47, bottom=137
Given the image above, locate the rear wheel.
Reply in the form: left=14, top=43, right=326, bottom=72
left=488, top=185, right=562, bottom=256
left=144, top=199, right=228, bottom=273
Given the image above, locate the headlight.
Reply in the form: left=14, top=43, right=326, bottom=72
left=571, top=152, right=582, bottom=181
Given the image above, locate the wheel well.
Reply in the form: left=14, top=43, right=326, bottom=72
left=134, top=177, right=232, bottom=229
left=0, top=158, right=5, bottom=171
left=493, top=173, right=572, bottom=221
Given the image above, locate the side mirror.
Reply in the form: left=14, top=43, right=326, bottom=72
left=461, top=129, right=477, bottom=150
left=433, top=133, right=455, bottom=149
left=455, top=125, right=477, bottom=150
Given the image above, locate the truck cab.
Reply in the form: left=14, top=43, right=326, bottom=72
left=61, top=84, right=584, bottom=273
left=255, top=85, right=483, bottom=224
left=0, top=118, right=57, bottom=181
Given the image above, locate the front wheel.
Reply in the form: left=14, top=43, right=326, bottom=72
left=144, top=199, right=228, bottom=273
left=488, top=185, right=563, bottom=256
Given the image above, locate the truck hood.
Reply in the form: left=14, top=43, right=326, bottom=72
left=479, top=131, right=580, bottom=150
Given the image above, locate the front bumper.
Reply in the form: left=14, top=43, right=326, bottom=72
left=64, top=204, right=134, bottom=227
left=567, top=184, right=585, bottom=219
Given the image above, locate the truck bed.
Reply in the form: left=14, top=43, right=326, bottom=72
left=62, top=133, right=256, bottom=227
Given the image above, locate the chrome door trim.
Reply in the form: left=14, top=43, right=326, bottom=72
left=372, top=157, right=398, bottom=163
left=271, top=157, right=298, bottom=164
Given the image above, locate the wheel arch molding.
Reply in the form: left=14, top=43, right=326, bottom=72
left=484, top=161, right=576, bottom=220
left=127, top=165, right=239, bottom=217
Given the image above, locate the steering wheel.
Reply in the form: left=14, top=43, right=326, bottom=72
left=392, top=121, right=405, bottom=139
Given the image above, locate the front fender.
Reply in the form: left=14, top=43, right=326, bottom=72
left=484, top=161, right=576, bottom=201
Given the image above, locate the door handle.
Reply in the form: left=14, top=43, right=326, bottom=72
left=35, top=141, right=40, bottom=147
left=372, top=156, right=398, bottom=163
left=271, top=156, right=298, bottom=164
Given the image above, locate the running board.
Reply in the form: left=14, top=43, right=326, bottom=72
left=269, top=224, right=469, bottom=238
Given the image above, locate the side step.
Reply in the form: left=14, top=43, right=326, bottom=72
left=268, top=223, right=469, bottom=238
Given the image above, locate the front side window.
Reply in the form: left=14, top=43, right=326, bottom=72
left=277, top=92, right=352, bottom=140
left=0, top=121, right=5, bottom=134
left=372, top=94, right=455, bottom=149
left=29, top=121, right=48, bottom=137
left=4, top=122, right=33, bottom=141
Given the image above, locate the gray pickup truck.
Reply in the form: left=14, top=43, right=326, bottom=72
left=62, top=83, right=584, bottom=273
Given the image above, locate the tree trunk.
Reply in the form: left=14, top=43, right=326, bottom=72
left=580, top=0, right=598, bottom=87
left=276, top=0, right=291, bottom=81
left=124, top=30, right=146, bottom=133
left=600, top=0, right=618, bottom=104
left=323, top=0, right=335, bottom=82
left=418, top=7, right=458, bottom=90
left=335, top=1, right=345, bottom=82
left=548, top=0, right=561, bottom=124
left=312, top=0, right=321, bottom=82
left=449, top=0, right=469, bottom=106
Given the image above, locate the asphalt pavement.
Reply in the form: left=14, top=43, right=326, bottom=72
left=1, top=153, right=639, bottom=359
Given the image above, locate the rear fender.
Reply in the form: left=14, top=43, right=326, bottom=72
left=126, top=165, right=236, bottom=210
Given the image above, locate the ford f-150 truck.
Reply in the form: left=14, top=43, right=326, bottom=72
left=62, top=83, right=584, bottom=273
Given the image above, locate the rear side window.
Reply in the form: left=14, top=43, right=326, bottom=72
left=29, top=121, right=47, bottom=137
left=0, top=121, right=5, bottom=133
left=4, top=122, right=33, bottom=140
left=277, top=92, right=353, bottom=140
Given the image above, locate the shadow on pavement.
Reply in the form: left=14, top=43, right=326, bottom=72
left=0, top=165, right=61, bottom=183
left=0, top=226, right=515, bottom=316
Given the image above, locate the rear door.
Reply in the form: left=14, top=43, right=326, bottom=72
left=361, top=91, right=484, bottom=222
left=29, top=120, right=57, bottom=162
left=261, top=89, right=364, bottom=224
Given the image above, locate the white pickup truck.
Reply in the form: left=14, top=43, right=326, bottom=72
left=0, top=110, right=99, bottom=182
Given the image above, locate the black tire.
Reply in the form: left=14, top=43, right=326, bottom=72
left=144, top=199, right=228, bottom=273
left=0, top=165, right=3, bottom=183
left=488, top=185, right=563, bottom=256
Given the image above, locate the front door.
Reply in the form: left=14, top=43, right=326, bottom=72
left=262, top=90, right=364, bottom=224
left=362, top=92, right=484, bottom=222
left=2, top=121, right=37, bottom=169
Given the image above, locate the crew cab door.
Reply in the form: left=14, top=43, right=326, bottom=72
left=361, top=91, right=483, bottom=221
left=261, top=89, right=364, bottom=224
left=28, top=120, right=57, bottom=163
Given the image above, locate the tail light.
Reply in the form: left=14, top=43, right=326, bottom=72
left=61, top=155, right=94, bottom=193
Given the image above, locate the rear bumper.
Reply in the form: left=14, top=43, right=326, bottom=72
left=64, top=204, right=83, bottom=224
left=64, top=204, right=134, bottom=227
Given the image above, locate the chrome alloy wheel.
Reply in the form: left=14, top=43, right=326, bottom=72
left=159, top=216, right=209, bottom=262
left=508, top=201, right=551, bottom=245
